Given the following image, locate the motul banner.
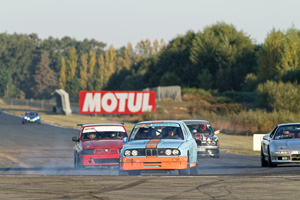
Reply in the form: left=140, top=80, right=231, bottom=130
left=79, top=91, right=156, bottom=114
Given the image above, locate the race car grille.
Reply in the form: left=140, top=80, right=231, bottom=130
left=95, top=149, right=118, bottom=155
left=82, top=149, right=94, bottom=155
left=93, top=158, right=119, bottom=164
left=291, top=154, right=300, bottom=161
left=146, top=149, right=158, bottom=156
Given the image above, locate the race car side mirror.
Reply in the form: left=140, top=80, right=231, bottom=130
left=263, top=135, right=270, bottom=141
left=72, top=137, right=79, bottom=142
left=214, top=130, right=220, bottom=135
left=123, top=137, right=128, bottom=143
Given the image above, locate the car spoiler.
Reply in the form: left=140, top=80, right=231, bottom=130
left=77, top=123, right=124, bottom=127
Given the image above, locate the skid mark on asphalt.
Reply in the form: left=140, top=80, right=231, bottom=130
left=163, top=179, right=222, bottom=199
left=0, top=153, right=29, bottom=168
left=69, top=179, right=148, bottom=200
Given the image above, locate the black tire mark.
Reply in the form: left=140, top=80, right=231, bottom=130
left=163, top=179, right=221, bottom=200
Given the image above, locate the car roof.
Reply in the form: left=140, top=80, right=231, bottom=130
left=136, top=120, right=184, bottom=125
left=79, top=123, right=125, bottom=128
left=181, top=120, right=210, bottom=124
left=278, top=123, right=300, bottom=127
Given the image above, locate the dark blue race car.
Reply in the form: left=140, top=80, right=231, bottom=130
left=22, top=111, right=41, bottom=124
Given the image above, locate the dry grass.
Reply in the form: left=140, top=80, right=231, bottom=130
left=218, top=133, right=259, bottom=156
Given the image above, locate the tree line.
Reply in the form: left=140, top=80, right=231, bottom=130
left=1, top=22, right=300, bottom=111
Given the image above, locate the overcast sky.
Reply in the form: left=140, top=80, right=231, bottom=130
left=0, top=0, right=299, bottom=48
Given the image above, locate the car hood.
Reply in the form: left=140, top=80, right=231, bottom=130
left=274, top=139, right=300, bottom=150
left=82, top=139, right=124, bottom=149
left=124, top=139, right=184, bottom=149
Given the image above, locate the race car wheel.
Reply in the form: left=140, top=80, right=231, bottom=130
left=118, top=170, right=128, bottom=176
left=267, top=149, right=277, bottom=167
left=74, top=155, right=78, bottom=168
left=179, top=155, right=191, bottom=175
left=74, top=154, right=83, bottom=169
left=261, top=148, right=268, bottom=167
left=190, top=160, right=199, bottom=175
left=213, top=154, right=220, bottom=158
left=128, top=170, right=141, bottom=175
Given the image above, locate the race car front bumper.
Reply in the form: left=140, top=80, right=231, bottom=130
left=82, top=154, right=120, bottom=166
left=197, top=145, right=220, bottom=157
left=120, top=156, right=191, bottom=170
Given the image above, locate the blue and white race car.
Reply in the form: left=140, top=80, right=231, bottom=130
left=22, top=111, right=41, bottom=124
left=119, top=120, right=198, bottom=175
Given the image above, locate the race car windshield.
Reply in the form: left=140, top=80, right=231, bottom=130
left=186, top=123, right=213, bottom=135
left=82, top=131, right=127, bottom=140
left=274, top=125, right=300, bottom=140
left=26, top=112, right=38, bottom=116
left=129, top=124, right=183, bottom=140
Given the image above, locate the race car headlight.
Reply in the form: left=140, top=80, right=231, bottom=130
left=211, top=141, right=216, bottom=145
left=131, top=150, right=138, bottom=156
left=132, top=150, right=138, bottom=156
left=165, top=149, right=172, bottom=156
left=275, top=151, right=288, bottom=154
left=172, top=149, right=179, bottom=155
left=124, top=150, right=131, bottom=156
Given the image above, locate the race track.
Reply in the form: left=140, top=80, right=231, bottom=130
left=1, top=111, right=300, bottom=199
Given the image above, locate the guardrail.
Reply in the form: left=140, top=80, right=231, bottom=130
left=0, top=98, right=79, bottom=113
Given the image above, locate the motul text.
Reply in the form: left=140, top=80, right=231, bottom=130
left=79, top=91, right=156, bottom=114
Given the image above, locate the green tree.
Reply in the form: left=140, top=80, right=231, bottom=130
left=59, top=57, right=67, bottom=89
left=190, top=22, right=256, bottom=91
left=257, top=80, right=300, bottom=112
left=66, top=47, right=78, bottom=81
left=87, top=50, right=96, bottom=90
left=33, top=52, right=57, bottom=99
left=80, top=53, right=88, bottom=89
left=258, top=28, right=300, bottom=81
left=95, top=54, right=106, bottom=89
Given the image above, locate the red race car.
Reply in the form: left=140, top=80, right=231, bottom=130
left=72, top=123, right=128, bottom=168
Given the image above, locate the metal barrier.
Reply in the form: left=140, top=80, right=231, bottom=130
left=0, top=98, right=79, bottom=113
left=143, top=85, right=181, bottom=101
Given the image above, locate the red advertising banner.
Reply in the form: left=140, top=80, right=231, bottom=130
left=79, top=91, right=156, bottom=114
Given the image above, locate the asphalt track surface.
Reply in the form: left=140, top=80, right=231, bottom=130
left=1, top=111, right=300, bottom=199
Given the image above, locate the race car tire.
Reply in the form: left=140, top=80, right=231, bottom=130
left=74, top=154, right=83, bottom=169
left=128, top=170, right=141, bottom=175
left=179, top=155, right=191, bottom=175
left=267, top=149, right=277, bottom=167
left=74, top=155, right=78, bottom=169
left=261, top=148, right=268, bottom=167
left=118, top=170, right=128, bottom=175
left=190, top=160, right=198, bottom=175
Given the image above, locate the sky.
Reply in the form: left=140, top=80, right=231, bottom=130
left=0, top=0, right=300, bottom=49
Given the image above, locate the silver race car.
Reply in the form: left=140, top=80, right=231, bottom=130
left=261, top=123, right=300, bottom=167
